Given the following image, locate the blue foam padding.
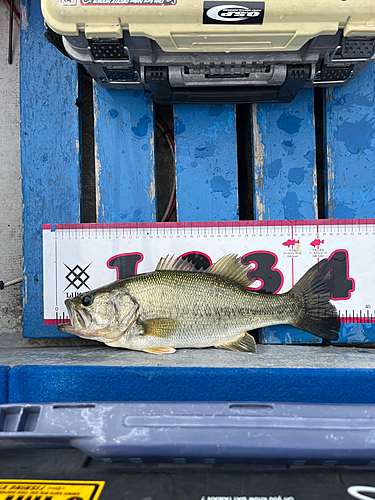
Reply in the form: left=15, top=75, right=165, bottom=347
left=0, top=367, right=9, bottom=403
left=8, top=365, right=375, bottom=404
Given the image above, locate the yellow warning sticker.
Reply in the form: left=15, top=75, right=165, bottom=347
left=0, top=480, right=105, bottom=500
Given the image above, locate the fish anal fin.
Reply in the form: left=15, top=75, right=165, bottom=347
left=215, top=332, right=257, bottom=353
left=142, top=346, right=176, bottom=355
left=142, top=318, right=179, bottom=339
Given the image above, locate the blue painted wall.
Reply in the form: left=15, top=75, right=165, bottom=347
left=20, top=0, right=80, bottom=338
left=174, top=104, right=239, bottom=221
left=252, top=89, right=317, bottom=222
left=326, top=65, right=375, bottom=220
left=94, top=87, right=156, bottom=223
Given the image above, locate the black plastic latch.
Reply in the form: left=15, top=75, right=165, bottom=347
left=286, top=64, right=311, bottom=79
left=145, top=67, right=173, bottom=104
left=102, top=67, right=140, bottom=84
left=145, top=64, right=312, bottom=104
left=341, top=37, right=375, bottom=59
left=89, top=39, right=129, bottom=61
left=320, top=64, right=354, bottom=83
left=276, top=64, right=310, bottom=101
left=170, top=86, right=280, bottom=104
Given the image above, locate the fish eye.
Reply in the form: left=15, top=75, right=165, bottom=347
left=81, top=294, right=93, bottom=307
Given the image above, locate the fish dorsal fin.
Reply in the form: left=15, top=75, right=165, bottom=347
left=206, top=254, right=255, bottom=288
left=156, top=254, right=176, bottom=271
left=156, top=253, right=255, bottom=287
left=156, top=255, right=204, bottom=273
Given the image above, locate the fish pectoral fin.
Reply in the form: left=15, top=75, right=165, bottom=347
left=142, top=346, right=177, bottom=355
left=141, top=318, right=179, bottom=339
left=215, top=332, right=257, bottom=353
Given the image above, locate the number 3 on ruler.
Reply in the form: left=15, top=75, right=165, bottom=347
left=242, top=251, right=283, bottom=294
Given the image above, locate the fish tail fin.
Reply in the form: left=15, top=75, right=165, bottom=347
left=290, top=259, right=341, bottom=341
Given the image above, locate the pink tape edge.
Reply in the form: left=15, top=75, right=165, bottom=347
left=43, top=218, right=375, bottom=232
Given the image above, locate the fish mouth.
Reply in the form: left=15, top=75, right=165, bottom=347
left=58, top=300, right=92, bottom=334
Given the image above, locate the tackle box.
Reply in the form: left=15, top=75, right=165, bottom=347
left=1, top=401, right=375, bottom=499
left=40, top=0, right=375, bottom=103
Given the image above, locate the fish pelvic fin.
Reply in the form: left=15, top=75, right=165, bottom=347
left=290, top=258, right=341, bottom=341
left=156, top=254, right=255, bottom=288
left=142, top=346, right=176, bottom=354
left=141, top=318, right=179, bottom=339
left=215, top=331, right=257, bottom=353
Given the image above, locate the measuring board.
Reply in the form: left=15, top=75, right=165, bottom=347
left=43, top=219, right=374, bottom=327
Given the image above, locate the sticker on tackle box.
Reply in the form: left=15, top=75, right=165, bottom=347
left=59, top=0, right=78, bottom=6
left=80, top=0, right=176, bottom=5
left=203, top=1, right=265, bottom=24
left=0, top=480, right=105, bottom=500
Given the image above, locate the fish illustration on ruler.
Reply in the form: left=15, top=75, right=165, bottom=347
left=58, top=254, right=341, bottom=354
left=310, top=239, right=324, bottom=249
left=282, top=239, right=300, bottom=248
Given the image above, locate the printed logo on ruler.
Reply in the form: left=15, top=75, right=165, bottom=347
left=42, top=220, right=375, bottom=326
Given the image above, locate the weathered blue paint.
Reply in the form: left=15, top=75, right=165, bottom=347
left=20, top=0, right=80, bottom=338
left=326, top=64, right=375, bottom=220
left=276, top=111, right=303, bottom=135
left=288, top=167, right=306, bottom=185
left=325, top=64, right=375, bottom=343
left=268, top=158, right=283, bottom=179
left=252, top=90, right=319, bottom=344
left=174, top=105, right=238, bottom=221
left=8, top=365, right=375, bottom=404
left=252, top=89, right=317, bottom=222
left=94, top=86, right=156, bottom=223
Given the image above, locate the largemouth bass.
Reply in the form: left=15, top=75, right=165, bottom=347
left=58, top=254, right=340, bottom=354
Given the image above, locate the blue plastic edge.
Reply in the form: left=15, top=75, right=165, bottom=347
left=8, top=365, right=375, bottom=404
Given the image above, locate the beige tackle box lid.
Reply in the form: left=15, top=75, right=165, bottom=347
left=41, top=0, right=375, bottom=53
